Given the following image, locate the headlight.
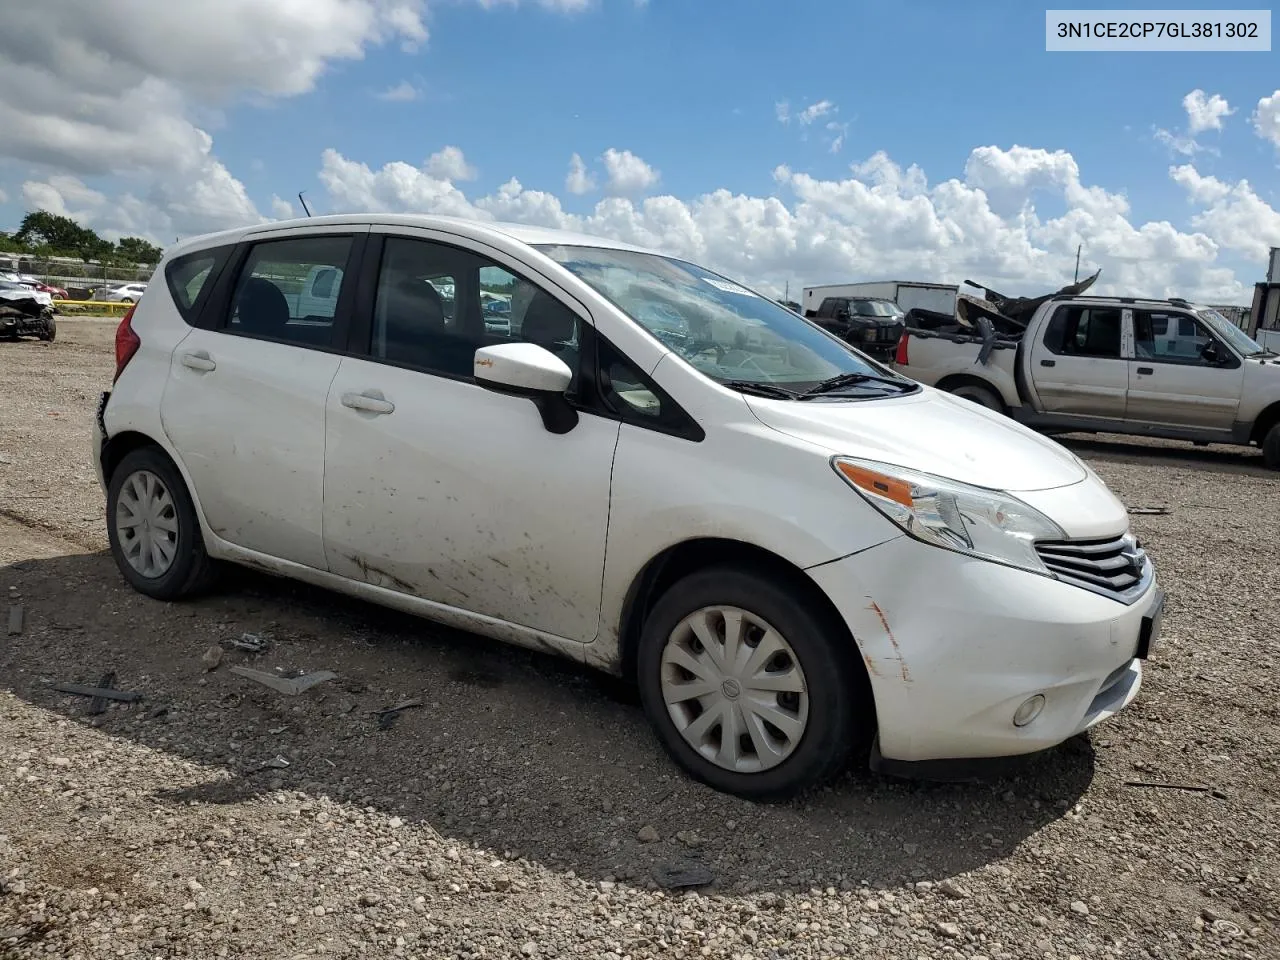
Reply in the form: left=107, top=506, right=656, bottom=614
left=861, top=328, right=877, bottom=341
left=831, top=457, right=1065, bottom=575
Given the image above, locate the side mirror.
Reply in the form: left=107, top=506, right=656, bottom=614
left=1200, top=340, right=1222, bottom=365
left=474, top=342, right=578, bottom=434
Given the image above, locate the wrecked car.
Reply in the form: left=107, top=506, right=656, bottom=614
left=895, top=270, right=1280, bottom=468
left=0, top=281, right=56, bottom=341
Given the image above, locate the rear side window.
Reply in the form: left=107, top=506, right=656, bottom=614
left=225, top=236, right=353, bottom=347
left=164, top=248, right=230, bottom=324
left=1042, top=306, right=1123, bottom=358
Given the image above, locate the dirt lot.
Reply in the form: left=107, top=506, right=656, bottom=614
left=1, top=320, right=1277, bottom=959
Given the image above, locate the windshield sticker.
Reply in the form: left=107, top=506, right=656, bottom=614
left=702, top=276, right=756, bottom=297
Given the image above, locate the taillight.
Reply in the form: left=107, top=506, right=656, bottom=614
left=894, top=332, right=909, bottom=366
left=114, top=305, right=141, bottom=383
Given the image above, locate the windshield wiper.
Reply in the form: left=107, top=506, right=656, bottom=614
left=719, top=379, right=802, bottom=400
left=800, top=372, right=915, bottom=398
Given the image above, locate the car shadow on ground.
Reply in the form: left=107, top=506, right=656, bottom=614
left=2, top=550, right=1095, bottom=895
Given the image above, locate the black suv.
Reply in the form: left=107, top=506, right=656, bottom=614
left=804, top=297, right=906, bottom=359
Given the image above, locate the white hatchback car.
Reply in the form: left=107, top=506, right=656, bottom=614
left=104, top=283, right=149, bottom=303
left=93, top=215, right=1164, bottom=798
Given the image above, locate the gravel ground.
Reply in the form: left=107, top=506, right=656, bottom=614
left=1, top=320, right=1277, bottom=960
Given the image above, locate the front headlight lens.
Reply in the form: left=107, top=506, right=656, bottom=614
left=832, top=457, right=1066, bottom=574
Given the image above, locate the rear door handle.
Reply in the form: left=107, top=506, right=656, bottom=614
left=341, top=391, right=395, bottom=415
left=180, top=351, right=216, bottom=372
left=1136, top=367, right=1154, bottom=375
left=1040, top=359, right=1056, bottom=367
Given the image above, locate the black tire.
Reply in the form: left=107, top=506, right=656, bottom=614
left=40, top=316, right=56, bottom=341
left=948, top=381, right=1004, bottom=413
left=1263, top=423, right=1280, bottom=470
left=637, top=566, right=869, bottom=800
left=106, top=446, right=219, bottom=600
left=122, top=297, right=134, bottom=304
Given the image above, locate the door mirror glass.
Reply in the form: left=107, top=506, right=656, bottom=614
left=1200, top=339, right=1223, bottom=364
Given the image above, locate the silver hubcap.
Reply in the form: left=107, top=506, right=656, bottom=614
left=116, top=469, right=179, bottom=578
left=660, top=605, right=809, bottom=773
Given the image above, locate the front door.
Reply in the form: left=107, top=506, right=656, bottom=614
left=160, top=230, right=364, bottom=569
left=1127, top=309, right=1244, bottom=432
left=1028, top=303, right=1129, bottom=420
left=321, top=232, right=619, bottom=643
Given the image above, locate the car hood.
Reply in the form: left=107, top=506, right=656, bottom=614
left=745, top=385, right=1088, bottom=492
left=0, top=288, right=52, bottom=306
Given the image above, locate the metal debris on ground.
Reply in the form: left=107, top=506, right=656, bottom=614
left=1128, top=506, right=1172, bottom=515
left=229, top=665, right=336, bottom=696
left=373, top=698, right=424, bottom=729
left=254, top=755, right=291, bottom=772
left=1124, top=780, right=1213, bottom=793
left=652, top=860, right=715, bottom=890
left=222, top=632, right=271, bottom=653
left=52, top=673, right=142, bottom=711
left=6, top=604, right=22, bottom=635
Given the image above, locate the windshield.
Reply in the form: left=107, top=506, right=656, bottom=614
left=1197, top=308, right=1266, bottom=356
left=536, top=245, right=905, bottom=392
left=852, top=300, right=903, bottom=318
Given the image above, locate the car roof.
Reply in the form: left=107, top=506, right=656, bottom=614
left=164, top=214, right=664, bottom=262
left=1053, top=294, right=1208, bottom=309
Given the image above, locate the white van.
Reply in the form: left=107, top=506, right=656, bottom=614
left=92, top=214, right=1162, bottom=798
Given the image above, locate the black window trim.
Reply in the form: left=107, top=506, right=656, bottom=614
left=196, top=231, right=368, bottom=356
left=165, top=244, right=235, bottom=327
left=1132, top=308, right=1241, bottom=370
left=1042, top=303, right=1125, bottom=360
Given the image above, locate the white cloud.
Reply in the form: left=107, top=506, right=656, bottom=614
left=1171, top=164, right=1280, bottom=262
left=798, top=99, right=835, bottom=125
left=1154, top=127, right=1205, bottom=157
left=270, top=194, right=295, bottom=219
left=1183, top=89, right=1234, bottom=134
left=318, top=143, right=1262, bottom=304
left=775, top=101, right=791, bottom=125
left=826, top=121, right=848, bottom=154
left=601, top=148, right=659, bottom=194
left=376, top=80, right=422, bottom=102
left=565, top=153, right=597, bottom=194
left=425, top=145, right=478, bottom=181
left=1253, top=90, right=1280, bottom=148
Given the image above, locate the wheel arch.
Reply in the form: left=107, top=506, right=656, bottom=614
left=1249, top=400, right=1280, bottom=445
left=934, top=373, right=1007, bottom=412
left=617, top=537, right=869, bottom=693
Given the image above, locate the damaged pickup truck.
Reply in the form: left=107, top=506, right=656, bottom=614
left=895, top=271, right=1280, bottom=468
left=0, top=281, right=56, bottom=341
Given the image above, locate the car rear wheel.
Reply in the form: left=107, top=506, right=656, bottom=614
left=949, top=382, right=1004, bottom=413
left=122, top=298, right=134, bottom=304
left=637, top=567, right=868, bottom=799
left=106, top=446, right=219, bottom=600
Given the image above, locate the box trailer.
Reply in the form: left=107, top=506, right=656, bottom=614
left=802, top=281, right=959, bottom=318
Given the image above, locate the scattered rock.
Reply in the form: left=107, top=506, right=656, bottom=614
left=937, top=921, right=963, bottom=939
left=939, top=878, right=971, bottom=900
left=636, top=825, right=660, bottom=844
left=1070, top=900, right=1090, bottom=917
left=201, top=645, right=223, bottom=671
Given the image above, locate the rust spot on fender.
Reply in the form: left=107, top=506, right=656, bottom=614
left=866, top=599, right=911, bottom=682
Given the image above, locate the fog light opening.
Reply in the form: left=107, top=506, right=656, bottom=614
left=1013, top=694, right=1046, bottom=728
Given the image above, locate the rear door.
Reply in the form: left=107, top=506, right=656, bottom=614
left=160, top=227, right=368, bottom=569
left=1127, top=309, right=1244, bottom=432
left=1028, top=304, right=1129, bottom=420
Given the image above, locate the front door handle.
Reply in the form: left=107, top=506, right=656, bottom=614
left=1040, top=359, right=1056, bottom=367
left=341, top=391, right=395, bottom=415
left=1136, top=366, right=1154, bottom=375
left=180, top=351, right=216, bottom=373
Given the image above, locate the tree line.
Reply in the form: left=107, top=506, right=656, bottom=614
left=0, top=212, right=163, bottom=266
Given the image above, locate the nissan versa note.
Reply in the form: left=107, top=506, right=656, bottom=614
left=93, top=215, right=1164, bottom=799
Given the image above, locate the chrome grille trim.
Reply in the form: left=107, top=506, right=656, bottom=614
left=1035, top=533, right=1152, bottom=604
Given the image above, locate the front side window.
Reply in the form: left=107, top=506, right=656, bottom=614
left=227, top=235, right=353, bottom=346
left=371, top=237, right=582, bottom=387
left=1134, top=311, right=1225, bottom=365
left=536, top=245, right=910, bottom=398
left=1197, top=307, right=1265, bottom=357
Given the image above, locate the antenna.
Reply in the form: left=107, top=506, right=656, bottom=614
left=298, top=191, right=313, bottom=217
left=1074, top=243, right=1082, bottom=283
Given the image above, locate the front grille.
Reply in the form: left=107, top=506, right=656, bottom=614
left=1035, top=533, right=1149, bottom=603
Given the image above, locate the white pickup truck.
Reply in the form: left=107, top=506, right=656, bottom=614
left=895, top=293, right=1280, bottom=468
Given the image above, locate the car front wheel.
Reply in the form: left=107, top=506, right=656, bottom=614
left=106, top=446, right=219, bottom=600
left=637, top=567, right=869, bottom=799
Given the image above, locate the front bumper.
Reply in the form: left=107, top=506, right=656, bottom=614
left=807, top=535, right=1161, bottom=764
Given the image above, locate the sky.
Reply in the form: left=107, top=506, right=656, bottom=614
left=1, top=0, right=1278, bottom=303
